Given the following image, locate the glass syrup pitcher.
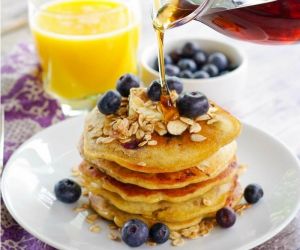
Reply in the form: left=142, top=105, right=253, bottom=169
left=153, top=0, right=300, bottom=44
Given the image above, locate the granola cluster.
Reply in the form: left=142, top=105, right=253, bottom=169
left=170, top=219, right=216, bottom=246
left=89, top=88, right=219, bottom=147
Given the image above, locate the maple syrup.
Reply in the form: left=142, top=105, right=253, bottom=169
left=153, top=0, right=300, bottom=44
left=200, top=0, right=300, bottom=44
left=160, top=94, right=179, bottom=121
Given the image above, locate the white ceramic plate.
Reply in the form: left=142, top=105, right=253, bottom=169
left=2, top=116, right=300, bottom=250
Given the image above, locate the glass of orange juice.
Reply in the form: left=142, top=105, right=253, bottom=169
left=28, top=0, right=140, bottom=115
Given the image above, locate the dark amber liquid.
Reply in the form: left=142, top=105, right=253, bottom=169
left=200, top=0, right=300, bottom=44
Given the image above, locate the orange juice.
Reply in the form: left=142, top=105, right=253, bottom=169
left=30, top=0, right=140, bottom=102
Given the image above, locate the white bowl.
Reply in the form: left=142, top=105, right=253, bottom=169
left=140, top=38, right=247, bottom=107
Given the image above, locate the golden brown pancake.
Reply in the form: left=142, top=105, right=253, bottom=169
left=82, top=105, right=241, bottom=173
left=87, top=182, right=232, bottom=221
left=79, top=160, right=238, bottom=203
left=89, top=183, right=243, bottom=230
left=82, top=141, right=237, bottom=189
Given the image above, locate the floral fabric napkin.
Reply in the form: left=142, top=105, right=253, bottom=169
left=1, top=43, right=63, bottom=250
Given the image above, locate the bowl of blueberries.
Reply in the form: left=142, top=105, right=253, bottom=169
left=140, top=38, right=247, bottom=106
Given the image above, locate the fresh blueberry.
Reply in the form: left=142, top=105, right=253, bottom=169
left=149, top=223, right=170, bottom=244
left=193, top=51, right=207, bottom=67
left=54, top=179, right=81, bottom=203
left=154, top=55, right=173, bottom=71
left=168, top=49, right=182, bottom=64
left=166, top=77, right=183, bottom=94
left=177, top=59, right=197, bottom=72
left=228, top=64, right=238, bottom=71
left=193, top=70, right=210, bottom=79
left=97, top=90, right=121, bottom=115
left=116, top=74, right=140, bottom=97
left=165, top=64, right=180, bottom=77
left=121, top=219, right=149, bottom=247
left=219, top=70, right=230, bottom=76
left=176, top=91, right=209, bottom=118
left=208, top=52, right=229, bottom=71
left=182, top=42, right=200, bottom=58
left=244, top=184, right=264, bottom=204
left=216, top=207, right=236, bottom=228
left=202, top=63, right=219, bottom=77
left=178, top=70, right=193, bottom=79
left=147, top=79, right=162, bottom=101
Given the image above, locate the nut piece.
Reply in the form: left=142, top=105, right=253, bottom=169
left=190, top=134, right=206, bottom=142
left=86, top=213, right=98, bottom=224
left=181, top=225, right=200, bottom=239
left=180, top=117, right=194, bottom=125
left=196, top=114, right=210, bottom=121
left=198, top=219, right=215, bottom=236
left=170, top=231, right=181, bottom=240
left=148, top=140, right=157, bottom=146
left=154, top=122, right=167, bottom=136
left=96, top=137, right=115, bottom=144
left=189, top=123, right=201, bottom=133
left=109, top=230, right=121, bottom=241
left=167, top=120, right=188, bottom=135
left=146, top=241, right=157, bottom=246
left=171, top=238, right=184, bottom=247
left=207, top=118, right=219, bottom=125
left=234, top=203, right=252, bottom=215
left=89, top=225, right=101, bottom=233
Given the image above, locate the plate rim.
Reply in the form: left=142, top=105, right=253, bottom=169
left=2, top=117, right=300, bottom=250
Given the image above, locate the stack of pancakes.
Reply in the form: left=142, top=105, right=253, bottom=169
left=79, top=105, right=242, bottom=230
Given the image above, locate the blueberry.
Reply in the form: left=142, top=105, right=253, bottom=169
left=116, top=74, right=140, bottom=97
left=216, top=207, right=236, bottom=228
left=165, top=64, right=180, bottom=77
left=193, top=51, right=207, bottom=67
left=147, top=79, right=162, bottom=101
left=193, top=70, right=210, bottom=79
left=97, top=90, right=121, bottom=115
left=219, top=70, right=230, bottom=76
left=154, top=55, right=173, bottom=71
left=149, top=223, right=170, bottom=244
left=177, top=59, right=197, bottom=72
left=228, top=64, right=238, bottom=71
left=182, top=42, right=200, bottom=58
left=244, top=184, right=264, bottom=204
left=121, top=219, right=149, bottom=247
left=176, top=91, right=209, bottom=118
left=208, top=52, right=229, bottom=71
left=54, top=179, right=81, bottom=203
left=178, top=70, right=193, bottom=79
left=166, top=77, right=183, bottom=94
left=169, top=49, right=182, bottom=64
left=202, top=63, right=219, bottom=77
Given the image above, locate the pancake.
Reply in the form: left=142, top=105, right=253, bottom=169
left=79, top=160, right=238, bottom=203
left=92, top=182, right=232, bottom=221
left=83, top=141, right=237, bottom=190
left=82, top=104, right=241, bottom=173
left=89, top=183, right=243, bottom=230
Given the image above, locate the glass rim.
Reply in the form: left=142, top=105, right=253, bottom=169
left=29, top=0, right=133, bottom=17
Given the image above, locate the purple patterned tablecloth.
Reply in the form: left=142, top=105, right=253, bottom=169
left=1, top=43, right=63, bottom=250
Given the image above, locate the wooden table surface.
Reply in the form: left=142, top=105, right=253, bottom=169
left=2, top=0, right=300, bottom=249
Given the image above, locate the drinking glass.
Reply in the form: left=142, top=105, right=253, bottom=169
left=28, top=0, right=141, bottom=116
